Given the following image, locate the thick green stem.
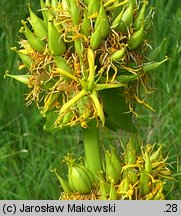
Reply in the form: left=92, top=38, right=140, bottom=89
left=83, top=119, right=103, bottom=175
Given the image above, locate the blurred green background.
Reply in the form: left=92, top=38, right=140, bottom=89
left=0, top=0, right=181, bottom=199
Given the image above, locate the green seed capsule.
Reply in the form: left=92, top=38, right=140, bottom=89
left=80, top=11, right=91, bottom=37
left=127, top=169, right=138, bottom=185
left=99, top=181, right=108, bottom=200
left=67, top=166, right=76, bottom=192
left=143, top=57, right=169, bottom=72
left=94, top=3, right=109, bottom=40
left=111, top=6, right=124, bottom=30
left=110, top=147, right=122, bottom=175
left=133, top=1, right=148, bottom=31
left=11, top=47, right=33, bottom=68
left=48, top=16, right=66, bottom=56
left=99, top=178, right=110, bottom=200
left=69, top=0, right=81, bottom=25
left=40, top=0, right=49, bottom=23
left=109, top=0, right=121, bottom=20
left=111, top=44, right=128, bottom=61
left=139, top=171, right=150, bottom=196
left=90, top=24, right=102, bottom=50
left=20, top=21, right=46, bottom=52
left=4, top=73, right=31, bottom=85
left=118, top=0, right=133, bottom=33
left=125, top=149, right=136, bottom=165
left=124, top=136, right=136, bottom=165
left=105, top=150, right=120, bottom=183
left=128, top=23, right=144, bottom=50
left=87, top=0, right=100, bottom=17
left=27, top=3, right=48, bottom=39
left=144, top=151, right=152, bottom=174
left=109, top=181, right=117, bottom=200
left=77, top=164, right=96, bottom=186
left=144, top=7, right=155, bottom=31
left=68, top=164, right=92, bottom=194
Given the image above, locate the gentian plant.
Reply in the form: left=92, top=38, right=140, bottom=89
left=5, top=0, right=174, bottom=200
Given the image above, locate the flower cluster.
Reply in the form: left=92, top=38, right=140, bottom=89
left=6, top=0, right=168, bottom=130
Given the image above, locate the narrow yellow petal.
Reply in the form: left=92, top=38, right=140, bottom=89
left=90, top=90, right=105, bottom=125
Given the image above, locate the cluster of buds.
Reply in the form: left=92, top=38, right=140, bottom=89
left=5, top=0, right=168, bottom=130
left=55, top=137, right=173, bottom=200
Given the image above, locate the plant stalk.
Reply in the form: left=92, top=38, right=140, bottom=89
left=83, top=119, right=103, bottom=175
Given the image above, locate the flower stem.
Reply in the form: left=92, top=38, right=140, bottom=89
left=83, top=119, right=103, bottom=175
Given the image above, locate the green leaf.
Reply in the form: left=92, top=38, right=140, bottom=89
left=99, top=88, right=137, bottom=132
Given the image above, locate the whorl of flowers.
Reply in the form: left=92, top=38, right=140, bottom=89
left=6, top=0, right=168, bottom=130
left=57, top=138, right=174, bottom=200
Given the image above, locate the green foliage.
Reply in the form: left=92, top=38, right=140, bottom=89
left=99, top=88, right=137, bottom=132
